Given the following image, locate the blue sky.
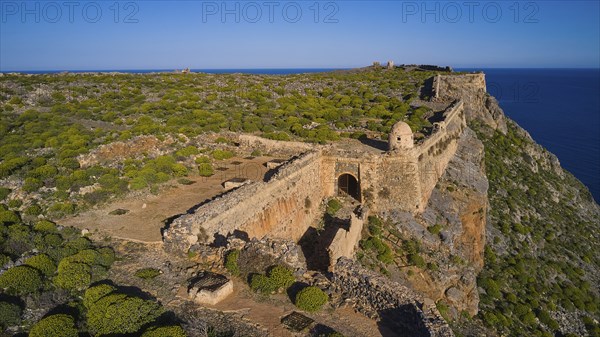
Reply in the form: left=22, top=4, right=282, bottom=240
left=1, top=0, right=599, bottom=70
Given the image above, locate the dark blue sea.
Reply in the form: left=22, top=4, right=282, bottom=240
left=5, top=67, right=599, bottom=202
left=460, top=68, right=600, bottom=203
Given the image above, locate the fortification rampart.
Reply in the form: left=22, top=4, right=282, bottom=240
left=164, top=151, right=324, bottom=252
left=164, top=80, right=468, bottom=253
left=416, top=100, right=466, bottom=207
left=238, top=134, right=313, bottom=154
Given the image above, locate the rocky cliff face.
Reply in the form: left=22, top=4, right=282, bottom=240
left=379, top=126, right=487, bottom=318
left=435, top=73, right=600, bottom=336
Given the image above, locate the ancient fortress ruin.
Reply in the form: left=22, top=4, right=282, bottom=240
left=162, top=73, right=487, bottom=337
left=163, top=75, right=482, bottom=256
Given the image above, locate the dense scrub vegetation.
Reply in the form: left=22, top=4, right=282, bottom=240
left=472, top=121, right=600, bottom=337
left=0, top=68, right=438, bottom=220
left=0, top=211, right=185, bottom=335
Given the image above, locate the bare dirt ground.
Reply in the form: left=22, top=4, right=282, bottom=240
left=209, top=281, right=386, bottom=337
left=61, top=156, right=274, bottom=242
left=107, top=241, right=386, bottom=337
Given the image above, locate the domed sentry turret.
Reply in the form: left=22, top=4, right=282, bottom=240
left=388, top=121, right=414, bottom=151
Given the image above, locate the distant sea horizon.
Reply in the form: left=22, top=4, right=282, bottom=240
left=458, top=68, right=600, bottom=203
left=2, top=67, right=598, bottom=202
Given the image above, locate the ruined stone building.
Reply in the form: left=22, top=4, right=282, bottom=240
left=163, top=76, right=476, bottom=254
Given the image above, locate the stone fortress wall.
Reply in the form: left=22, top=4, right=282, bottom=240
left=164, top=151, right=325, bottom=252
left=163, top=74, right=479, bottom=254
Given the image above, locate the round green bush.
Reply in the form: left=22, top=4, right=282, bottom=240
left=141, top=325, right=187, bottom=337
left=87, top=293, right=164, bottom=336
left=84, top=284, right=117, bottom=309
left=134, top=268, right=161, bottom=280
left=24, top=254, right=56, bottom=277
left=0, top=265, right=42, bottom=295
left=295, top=286, right=328, bottom=312
left=64, top=249, right=101, bottom=265
left=267, top=265, right=295, bottom=289
left=224, top=250, right=240, bottom=276
left=96, top=247, right=116, bottom=267
left=211, top=149, right=234, bottom=160
left=29, top=314, right=78, bottom=337
left=54, top=261, right=91, bottom=291
left=0, top=301, right=21, bottom=328
left=0, top=210, right=20, bottom=225
left=250, top=274, right=276, bottom=294
left=0, top=254, right=10, bottom=267
left=197, top=163, right=213, bottom=177
left=33, top=220, right=58, bottom=233
left=65, top=236, right=92, bottom=251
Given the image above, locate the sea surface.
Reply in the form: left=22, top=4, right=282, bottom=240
left=460, top=68, right=600, bottom=202
left=4, top=67, right=599, bottom=201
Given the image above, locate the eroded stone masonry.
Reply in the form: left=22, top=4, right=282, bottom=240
left=163, top=73, right=491, bottom=337
left=163, top=98, right=467, bottom=253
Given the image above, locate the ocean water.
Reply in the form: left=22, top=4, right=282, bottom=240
left=460, top=68, right=600, bottom=202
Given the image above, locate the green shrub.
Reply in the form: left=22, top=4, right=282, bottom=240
left=34, top=220, right=58, bottom=233
left=7, top=199, right=22, bottom=209
left=326, top=199, right=342, bottom=216
left=0, top=188, right=11, bottom=201
left=65, top=249, right=102, bottom=265
left=198, top=163, right=214, bottom=177
left=87, top=293, right=164, bottom=336
left=0, top=210, right=20, bottom=225
left=141, top=325, right=187, bottom=337
left=267, top=265, right=295, bottom=289
left=84, top=284, right=117, bottom=309
left=211, top=149, right=234, bottom=160
left=295, top=286, right=328, bottom=312
left=250, top=149, right=262, bottom=156
left=25, top=204, right=43, bottom=216
left=29, top=314, right=78, bottom=337
left=0, top=301, right=21, bottom=328
left=194, top=156, right=211, bottom=164
left=0, top=254, right=10, bottom=267
left=135, top=268, right=161, bottom=280
left=65, top=236, right=92, bottom=251
left=96, top=247, right=116, bottom=267
left=22, top=177, right=43, bottom=192
left=25, top=254, right=56, bottom=277
left=250, top=274, right=275, bottom=294
left=172, top=163, right=188, bottom=177
left=43, top=233, right=64, bottom=248
left=54, top=260, right=91, bottom=291
left=175, top=146, right=199, bottom=157
left=408, top=254, right=426, bottom=268
left=427, top=224, right=443, bottom=235
left=224, top=250, right=240, bottom=276
left=0, top=265, right=42, bottom=295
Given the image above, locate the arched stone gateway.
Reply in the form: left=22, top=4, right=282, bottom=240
left=338, top=173, right=360, bottom=201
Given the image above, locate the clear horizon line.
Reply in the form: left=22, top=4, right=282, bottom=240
left=1, top=66, right=600, bottom=73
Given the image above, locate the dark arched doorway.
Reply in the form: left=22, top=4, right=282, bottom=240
left=338, top=173, right=360, bottom=201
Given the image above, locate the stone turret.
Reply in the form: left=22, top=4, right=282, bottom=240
left=387, top=60, right=395, bottom=69
left=388, top=121, right=414, bottom=151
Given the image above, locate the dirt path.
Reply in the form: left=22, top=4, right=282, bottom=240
left=208, top=279, right=384, bottom=337
left=61, top=156, right=274, bottom=242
